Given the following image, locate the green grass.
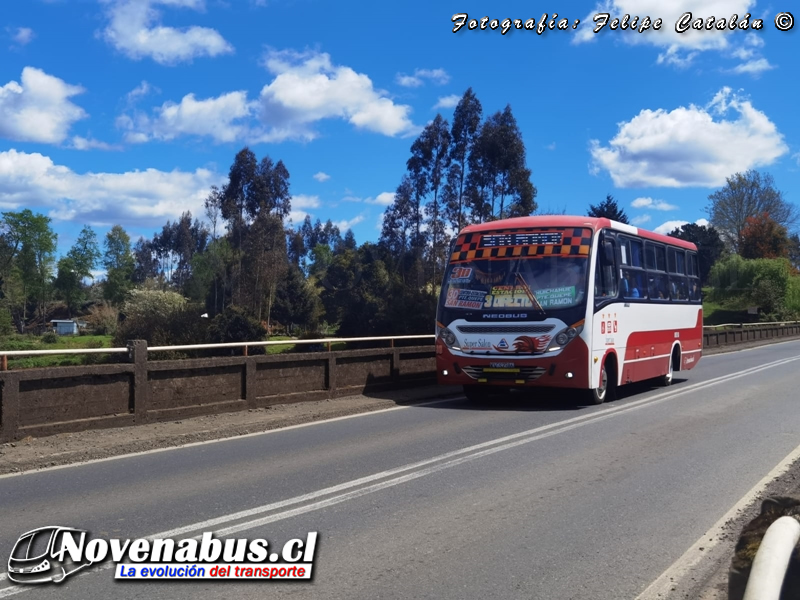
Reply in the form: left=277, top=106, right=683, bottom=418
left=1, top=334, right=115, bottom=369
left=702, top=288, right=755, bottom=327
left=264, top=337, right=348, bottom=354
left=264, top=335, right=297, bottom=354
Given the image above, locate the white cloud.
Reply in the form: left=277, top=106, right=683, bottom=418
left=126, top=80, right=158, bottom=102
left=313, top=171, right=330, bottom=182
left=730, top=33, right=766, bottom=60
left=100, top=0, right=234, bottom=65
left=366, top=192, right=395, bottom=206
left=287, top=210, right=309, bottom=225
left=396, top=68, right=450, bottom=88
left=71, top=136, right=121, bottom=151
left=589, top=88, right=788, bottom=188
left=291, top=194, right=320, bottom=209
left=342, top=192, right=395, bottom=205
left=333, top=215, right=365, bottom=231
left=794, top=152, right=800, bottom=166
left=653, top=218, right=709, bottom=234
left=631, top=197, right=679, bottom=210
left=117, top=49, right=417, bottom=145
left=656, top=47, right=699, bottom=69
left=0, top=67, right=87, bottom=144
left=574, top=1, right=758, bottom=67
left=10, top=27, right=35, bottom=46
left=631, top=214, right=652, bottom=225
left=433, top=95, right=460, bottom=110
left=118, top=91, right=253, bottom=143
left=546, top=142, right=556, bottom=151
left=729, top=58, right=775, bottom=76
left=0, top=149, right=220, bottom=227
left=255, top=49, right=417, bottom=142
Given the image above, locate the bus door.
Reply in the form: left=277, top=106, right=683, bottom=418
left=592, top=232, right=621, bottom=386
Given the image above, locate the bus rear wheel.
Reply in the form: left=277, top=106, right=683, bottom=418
left=660, top=354, right=675, bottom=386
left=463, top=385, right=491, bottom=402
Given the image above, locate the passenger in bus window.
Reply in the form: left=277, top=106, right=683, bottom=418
left=622, top=272, right=640, bottom=298
left=689, top=280, right=700, bottom=301
left=649, top=275, right=668, bottom=299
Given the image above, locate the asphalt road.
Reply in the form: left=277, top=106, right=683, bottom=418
left=2, top=340, right=800, bottom=599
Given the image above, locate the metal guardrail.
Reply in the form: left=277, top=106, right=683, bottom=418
left=2, top=320, right=800, bottom=369
left=703, top=321, right=800, bottom=329
left=742, top=516, right=800, bottom=600
left=0, top=334, right=437, bottom=370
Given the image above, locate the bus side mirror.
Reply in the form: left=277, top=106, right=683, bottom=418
left=603, top=241, right=615, bottom=265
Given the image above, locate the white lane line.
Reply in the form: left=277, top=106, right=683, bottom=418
left=635, top=440, right=800, bottom=600
left=2, top=354, right=799, bottom=597
left=0, top=396, right=460, bottom=480
left=151, top=354, right=800, bottom=539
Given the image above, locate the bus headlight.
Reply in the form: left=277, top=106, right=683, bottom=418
left=547, top=322, right=584, bottom=352
left=438, top=326, right=460, bottom=349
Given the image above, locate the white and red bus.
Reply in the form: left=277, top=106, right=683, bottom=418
left=435, top=216, right=702, bottom=404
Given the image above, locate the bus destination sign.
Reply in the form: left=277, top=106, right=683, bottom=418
left=480, top=232, right=563, bottom=248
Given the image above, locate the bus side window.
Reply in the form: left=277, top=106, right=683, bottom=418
left=630, top=239, right=643, bottom=268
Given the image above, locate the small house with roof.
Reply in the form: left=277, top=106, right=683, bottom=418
left=51, top=320, right=79, bottom=335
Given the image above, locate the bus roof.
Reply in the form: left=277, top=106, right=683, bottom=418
left=458, top=216, right=698, bottom=252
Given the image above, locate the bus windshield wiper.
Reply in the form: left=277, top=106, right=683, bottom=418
left=514, top=272, right=545, bottom=314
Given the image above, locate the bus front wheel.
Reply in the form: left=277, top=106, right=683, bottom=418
left=587, top=363, right=614, bottom=405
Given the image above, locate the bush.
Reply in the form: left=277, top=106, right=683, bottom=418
left=86, top=303, right=119, bottom=336
left=113, top=304, right=210, bottom=356
left=82, top=339, right=106, bottom=365
left=41, top=331, right=58, bottom=344
left=122, top=289, right=187, bottom=320
left=208, top=306, right=267, bottom=355
left=295, top=330, right=325, bottom=352
left=0, top=308, right=14, bottom=336
left=708, top=255, right=800, bottom=320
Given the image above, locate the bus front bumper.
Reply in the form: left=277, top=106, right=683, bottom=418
left=435, top=338, right=590, bottom=389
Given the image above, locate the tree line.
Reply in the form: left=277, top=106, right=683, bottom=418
left=1, top=87, right=798, bottom=341
left=0, top=89, right=537, bottom=340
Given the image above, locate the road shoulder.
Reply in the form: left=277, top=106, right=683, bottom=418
left=0, top=385, right=461, bottom=476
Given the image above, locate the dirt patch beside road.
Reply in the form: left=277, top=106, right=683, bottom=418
left=0, top=385, right=462, bottom=476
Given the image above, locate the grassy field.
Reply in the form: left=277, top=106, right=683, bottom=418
left=0, top=334, right=116, bottom=369
left=0, top=334, right=351, bottom=368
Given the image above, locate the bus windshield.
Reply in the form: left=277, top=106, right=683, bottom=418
left=439, top=255, right=589, bottom=319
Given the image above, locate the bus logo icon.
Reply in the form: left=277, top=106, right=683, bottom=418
left=7, top=526, right=93, bottom=584
left=497, top=338, right=508, bottom=349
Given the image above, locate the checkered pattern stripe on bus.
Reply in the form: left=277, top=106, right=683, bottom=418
left=450, top=228, right=592, bottom=263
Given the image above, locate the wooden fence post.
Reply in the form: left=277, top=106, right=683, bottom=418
left=0, top=372, right=20, bottom=442
left=245, top=356, right=257, bottom=409
left=128, top=340, right=150, bottom=423
left=327, top=355, right=336, bottom=395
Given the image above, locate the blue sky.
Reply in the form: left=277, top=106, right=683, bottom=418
left=1, top=0, right=798, bottom=265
